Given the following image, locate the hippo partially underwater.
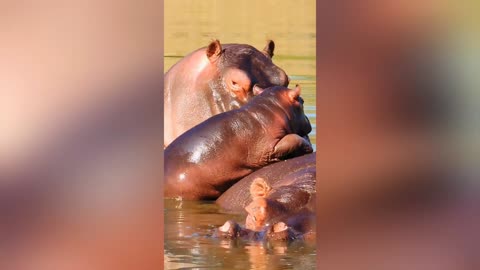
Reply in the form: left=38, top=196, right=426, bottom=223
left=215, top=153, right=316, bottom=240
left=164, top=85, right=312, bottom=200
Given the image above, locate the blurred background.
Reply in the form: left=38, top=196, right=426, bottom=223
left=0, top=1, right=163, bottom=270
left=313, top=1, right=479, bottom=269
left=164, top=0, right=316, bottom=269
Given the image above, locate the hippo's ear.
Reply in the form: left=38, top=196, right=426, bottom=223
left=262, top=40, right=275, bottom=58
left=250, top=178, right=272, bottom=198
left=206, top=39, right=222, bottom=62
left=288, top=84, right=301, bottom=102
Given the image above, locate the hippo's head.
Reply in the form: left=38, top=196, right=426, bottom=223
left=254, top=85, right=312, bottom=138
left=205, top=39, right=289, bottom=108
left=245, top=178, right=285, bottom=231
left=283, top=85, right=312, bottom=137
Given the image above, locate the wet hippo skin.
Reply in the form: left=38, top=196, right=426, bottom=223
left=214, top=171, right=316, bottom=240
left=164, top=85, right=312, bottom=200
left=216, top=152, right=316, bottom=213
left=244, top=177, right=315, bottom=232
left=164, top=39, right=290, bottom=147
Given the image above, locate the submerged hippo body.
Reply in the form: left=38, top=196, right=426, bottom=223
left=215, top=153, right=316, bottom=234
left=164, top=39, right=289, bottom=147
left=216, top=152, right=316, bottom=212
left=214, top=168, right=316, bottom=240
left=164, top=85, right=312, bottom=200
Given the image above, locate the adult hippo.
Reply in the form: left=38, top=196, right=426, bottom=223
left=216, top=152, right=316, bottom=213
left=164, top=85, right=312, bottom=200
left=164, top=39, right=289, bottom=147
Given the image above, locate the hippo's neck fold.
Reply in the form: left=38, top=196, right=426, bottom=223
left=207, top=76, right=242, bottom=114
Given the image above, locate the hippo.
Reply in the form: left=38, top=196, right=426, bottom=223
left=244, top=177, right=315, bottom=232
left=164, top=85, right=312, bottom=200
left=164, top=39, right=290, bottom=147
left=216, top=152, right=316, bottom=213
left=213, top=170, right=316, bottom=240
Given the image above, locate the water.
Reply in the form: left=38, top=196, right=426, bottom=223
left=164, top=0, right=316, bottom=269
left=164, top=200, right=316, bottom=270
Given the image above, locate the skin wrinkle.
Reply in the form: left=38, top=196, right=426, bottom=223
left=216, top=56, right=252, bottom=109
left=208, top=78, right=227, bottom=114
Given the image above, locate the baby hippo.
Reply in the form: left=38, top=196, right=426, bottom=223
left=164, top=85, right=312, bottom=200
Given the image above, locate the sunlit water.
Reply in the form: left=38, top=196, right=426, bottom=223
left=164, top=0, right=316, bottom=269
left=164, top=200, right=316, bottom=270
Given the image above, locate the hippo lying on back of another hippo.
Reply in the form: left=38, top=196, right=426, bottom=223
left=164, top=39, right=289, bottom=147
left=164, top=85, right=312, bottom=200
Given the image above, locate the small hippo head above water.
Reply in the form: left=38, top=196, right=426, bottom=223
left=205, top=39, right=290, bottom=106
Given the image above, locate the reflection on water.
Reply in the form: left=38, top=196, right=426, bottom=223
left=165, top=0, right=316, bottom=269
left=164, top=199, right=316, bottom=269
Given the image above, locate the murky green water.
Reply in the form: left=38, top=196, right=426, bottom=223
left=164, top=0, right=316, bottom=269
